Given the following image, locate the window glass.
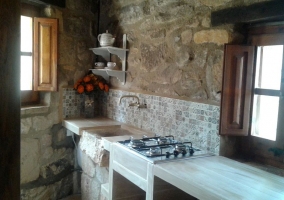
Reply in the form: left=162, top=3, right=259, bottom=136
left=20, top=56, right=33, bottom=90
left=21, top=16, right=33, bottom=91
left=254, top=46, right=282, bottom=90
left=252, top=95, right=279, bottom=140
left=21, top=16, right=33, bottom=52
left=251, top=45, right=283, bottom=141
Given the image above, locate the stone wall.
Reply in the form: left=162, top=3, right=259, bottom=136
left=20, top=0, right=98, bottom=199
left=79, top=130, right=110, bottom=200
left=98, top=0, right=271, bottom=101
left=98, top=0, right=234, bottom=100
left=21, top=102, right=74, bottom=199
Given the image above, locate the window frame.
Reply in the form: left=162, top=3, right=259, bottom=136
left=248, top=24, right=284, bottom=149
left=21, top=3, right=40, bottom=106
left=20, top=3, right=58, bottom=106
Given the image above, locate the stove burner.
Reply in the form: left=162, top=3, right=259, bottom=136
left=157, top=136, right=174, bottom=144
left=118, top=135, right=203, bottom=161
left=129, top=138, right=145, bottom=148
left=146, top=147, right=162, bottom=156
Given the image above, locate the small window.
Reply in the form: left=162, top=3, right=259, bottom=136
left=251, top=45, right=283, bottom=141
left=21, top=16, right=33, bottom=91
left=21, top=3, right=40, bottom=106
left=20, top=3, right=58, bottom=106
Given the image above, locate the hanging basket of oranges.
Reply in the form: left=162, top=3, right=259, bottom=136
left=74, top=72, right=109, bottom=94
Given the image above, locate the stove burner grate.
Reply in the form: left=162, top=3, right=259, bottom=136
left=118, top=135, right=202, bottom=159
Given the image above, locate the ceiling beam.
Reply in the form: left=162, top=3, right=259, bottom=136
left=22, top=0, right=65, bottom=8
left=211, top=0, right=284, bottom=26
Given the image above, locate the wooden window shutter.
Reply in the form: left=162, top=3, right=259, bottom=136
left=33, top=17, right=58, bottom=91
left=219, top=45, right=256, bottom=136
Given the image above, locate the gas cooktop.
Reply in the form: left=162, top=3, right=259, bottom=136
left=117, top=135, right=214, bottom=163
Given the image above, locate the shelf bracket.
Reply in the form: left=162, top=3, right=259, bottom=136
left=90, top=48, right=110, bottom=61
left=106, top=70, right=126, bottom=85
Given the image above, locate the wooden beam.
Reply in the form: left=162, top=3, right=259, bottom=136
left=211, top=0, right=284, bottom=26
left=22, top=0, right=65, bottom=8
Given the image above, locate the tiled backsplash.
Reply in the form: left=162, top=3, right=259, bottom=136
left=63, top=88, right=220, bottom=155
left=62, top=88, right=102, bottom=118
left=62, top=88, right=81, bottom=118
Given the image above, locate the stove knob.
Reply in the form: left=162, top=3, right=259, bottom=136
left=181, top=149, right=187, bottom=156
left=165, top=152, right=171, bottom=158
left=173, top=150, right=179, bottom=157
left=189, top=148, right=194, bottom=155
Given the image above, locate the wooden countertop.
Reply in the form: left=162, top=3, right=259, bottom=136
left=153, top=156, right=284, bottom=200
left=62, top=117, right=121, bottom=135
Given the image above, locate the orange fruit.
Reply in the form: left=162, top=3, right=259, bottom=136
left=74, top=82, right=79, bottom=89
left=98, top=82, right=104, bottom=90
left=77, top=85, right=85, bottom=94
left=83, top=75, right=91, bottom=83
left=77, top=78, right=83, bottom=83
left=86, top=83, right=94, bottom=92
left=104, top=84, right=109, bottom=92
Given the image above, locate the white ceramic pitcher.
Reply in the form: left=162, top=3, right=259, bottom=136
left=97, top=30, right=115, bottom=47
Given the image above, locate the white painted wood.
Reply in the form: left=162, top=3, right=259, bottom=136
left=89, top=45, right=129, bottom=84
left=109, top=142, right=147, bottom=199
left=122, top=34, right=127, bottom=72
left=146, top=163, right=154, bottom=200
left=108, top=144, right=114, bottom=200
left=101, top=183, right=109, bottom=200
left=112, top=143, right=148, bottom=184
left=112, top=160, right=147, bottom=191
left=154, top=156, right=284, bottom=200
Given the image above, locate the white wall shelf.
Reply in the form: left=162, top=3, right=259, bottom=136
left=89, top=69, right=126, bottom=84
left=89, top=34, right=128, bottom=85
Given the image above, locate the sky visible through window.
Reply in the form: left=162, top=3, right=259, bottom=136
left=251, top=45, right=283, bottom=141
left=21, top=16, right=33, bottom=90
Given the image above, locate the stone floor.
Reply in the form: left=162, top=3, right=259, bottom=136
left=60, top=194, right=81, bottom=200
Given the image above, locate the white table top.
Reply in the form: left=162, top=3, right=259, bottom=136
left=154, top=156, right=284, bottom=200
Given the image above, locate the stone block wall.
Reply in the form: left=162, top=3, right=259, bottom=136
left=21, top=102, right=75, bottom=199
left=98, top=0, right=249, bottom=99
left=20, top=0, right=98, bottom=199
left=97, top=0, right=273, bottom=100
left=79, top=130, right=110, bottom=200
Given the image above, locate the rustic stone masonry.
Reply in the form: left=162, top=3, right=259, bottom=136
left=20, top=0, right=98, bottom=199
left=79, top=129, right=112, bottom=200
left=98, top=0, right=272, bottom=100
left=21, top=105, right=75, bottom=199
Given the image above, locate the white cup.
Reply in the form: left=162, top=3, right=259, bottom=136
left=95, top=62, right=105, bottom=68
left=107, top=62, right=116, bottom=68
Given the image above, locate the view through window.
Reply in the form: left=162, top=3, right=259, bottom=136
left=251, top=45, right=283, bottom=141
left=21, top=15, right=33, bottom=90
